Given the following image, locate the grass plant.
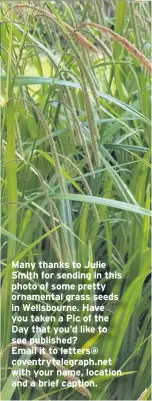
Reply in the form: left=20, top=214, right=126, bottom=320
left=1, top=1, right=151, bottom=400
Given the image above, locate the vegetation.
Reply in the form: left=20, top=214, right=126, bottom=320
left=1, top=1, right=151, bottom=400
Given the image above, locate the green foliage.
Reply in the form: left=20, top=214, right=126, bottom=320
left=1, top=1, right=151, bottom=400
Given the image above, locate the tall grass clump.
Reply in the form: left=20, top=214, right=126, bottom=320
left=1, top=1, right=151, bottom=400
